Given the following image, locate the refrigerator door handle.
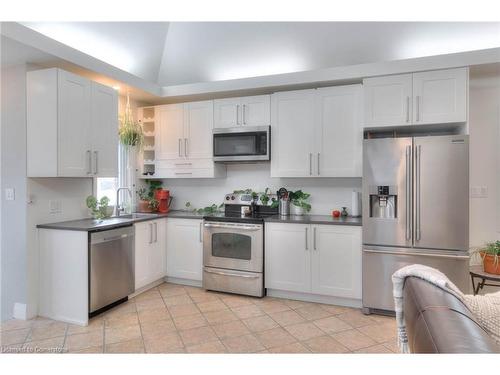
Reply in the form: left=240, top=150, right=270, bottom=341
left=363, top=249, right=469, bottom=260
left=416, top=144, right=422, bottom=241
left=405, top=145, right=411, bottom=241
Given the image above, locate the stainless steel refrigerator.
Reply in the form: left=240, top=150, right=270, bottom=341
left=362, top=134, right=470, bottom=314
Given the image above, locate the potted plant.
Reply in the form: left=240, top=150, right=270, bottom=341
left=289, top=190, right=311, bottom=216
left=119, top=94, right=144, bottom=149
left=474, top=241, right=500, bottom=275
left=136, top=180, right=163, bottom=213
left=86, top=196, right=112, bottom=220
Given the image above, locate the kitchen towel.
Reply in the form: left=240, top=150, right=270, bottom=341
left=351, top=191, right=361, bottom=217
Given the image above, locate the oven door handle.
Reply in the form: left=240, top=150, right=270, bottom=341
left=203, top=223, right=261, bottom=231
left=204, top=269, right=260, bottom=279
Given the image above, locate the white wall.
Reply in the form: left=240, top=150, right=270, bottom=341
left=469, top=70, right=500, bottom=249
left=149, top=163, right=361, bottom=215
left=1, top=65, right=28, bottom=320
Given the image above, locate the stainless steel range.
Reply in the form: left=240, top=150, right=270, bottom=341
left=202, top=192, right=278, bottom=297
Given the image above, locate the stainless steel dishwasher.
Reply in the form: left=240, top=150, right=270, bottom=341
left=89, top=225, right=135, bottom=314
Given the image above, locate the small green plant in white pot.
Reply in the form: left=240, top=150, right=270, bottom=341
left=289, top=190, right=311, bottom=216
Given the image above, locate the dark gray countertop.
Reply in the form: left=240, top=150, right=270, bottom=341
left=264, top=214, right=362, bottom=226
left=37, top=210, right=204, bottom=232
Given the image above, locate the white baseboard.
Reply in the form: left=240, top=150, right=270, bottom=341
left=13, top=303, right=27, bottom=320
left=129, top=278, right=166, bottom=298
left=165, top=276, right=202, bottom=288
left=266, top=289, right=362, bottom=308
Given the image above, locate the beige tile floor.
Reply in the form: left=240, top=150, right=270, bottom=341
left=0, top=282, right=398, bottom=354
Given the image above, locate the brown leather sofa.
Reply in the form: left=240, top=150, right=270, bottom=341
left=403, top=276, right=500, bottom=353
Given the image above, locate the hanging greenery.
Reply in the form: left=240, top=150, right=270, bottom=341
left=119, top=92, right=144, bottom=149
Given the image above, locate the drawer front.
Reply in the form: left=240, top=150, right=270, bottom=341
left=203, top=267, right=264, bottom=297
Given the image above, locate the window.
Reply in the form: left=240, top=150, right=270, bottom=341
left=96, top=177, right=118, bottom=206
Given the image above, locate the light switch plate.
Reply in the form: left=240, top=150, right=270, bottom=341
left=5, top=188, right=15, bottom=201
left=470, top=186, right=488, bottom=198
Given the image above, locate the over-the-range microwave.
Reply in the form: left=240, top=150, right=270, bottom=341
left=213, top=126, right=270, bottom=162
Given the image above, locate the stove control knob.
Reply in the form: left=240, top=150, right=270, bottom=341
left=231, top=195, right=235, bottom=200
left=225, top=195, right=230, bottom=201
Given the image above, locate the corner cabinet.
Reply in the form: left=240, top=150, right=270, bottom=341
left=135, top=218, right=167, bottom=290
left=166, top=218, right=203, bottom=282
left=265, top=223, right=362, bottom=301
left=363, top=67, right=468, bottom=128
left=270, top=85, right=362, bottom=178
left=214, top=95, right=270, bottom=128
left=27, top=68, right=118, bottom=177
left=155, top=101, right=226, bottom=178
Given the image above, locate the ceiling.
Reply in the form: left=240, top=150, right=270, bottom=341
left=20, top=22, right=500, bottom=87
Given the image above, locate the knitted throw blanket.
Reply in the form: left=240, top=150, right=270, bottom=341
left=392, top=264, right=500, bottom=353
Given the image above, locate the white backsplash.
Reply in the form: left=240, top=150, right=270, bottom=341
left=152, top=163, right=361, bottom=215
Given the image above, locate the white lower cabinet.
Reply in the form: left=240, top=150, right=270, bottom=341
left=166, top=218, right=203, bottom=282
left=265, top=223, right=361, bottom=300
left=135, top=218, right=167, bottom=290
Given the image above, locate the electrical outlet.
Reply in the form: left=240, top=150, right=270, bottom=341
left=49, top=200, right=62, bottom=214
left=5, top=188, right=15, bottom=201
left=470, top=186, right=488, bottom=198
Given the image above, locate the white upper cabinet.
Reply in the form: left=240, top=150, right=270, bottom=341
left=363, top=74, right=412, bottom=128
left=315, top=85, right=363, bottom=177
left=183, top=101, right=213, bottom=159
left=214, top=95, right=270, bottom=128
left=270, top=89, right=315, bottom=177
left=156, top=104, right=184, bottom=160
left=412, top=68, right=468, bottom=125
left=155, top=101, right=225, bottom=178
left=91, top=82, right=118, bottom=177
left=27, top=68, right=118, bottom=177
left=213, top=97, right=240, bottom=128
left=271, top=86, right=362, bottom=178
left=166, top=218, right=203, bottom=282
left=363, top=68, right=468, bottom=128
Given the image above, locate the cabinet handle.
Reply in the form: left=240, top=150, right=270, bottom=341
left=313, top=227, right=317, bottom=250
left=174, top=162, right=192, bottom=166
left=199, top=222, right=202, bottom=243
left=86, top=150, right=92, bottom=174
left=242, top=104, right=246, bottom=125
left=94, top=151, right=98, bottom=175
left=317, top=153, right=320, bottom=175
left=149, top=223, right=153, bottom=244
left=154, top=222, right=158, bottom=243
left=406, top=96, right=410, bottom=123
left=416, top=96, right=420, bottom=122
left=305, top=227, right=309, bottom=250
left=184, top=138, right=188, bottom=157
left=236, top=105, right=240, bottom=125
left=309, top=153, right=312, bottom=176
left=178, top=138, right=182, bottom=157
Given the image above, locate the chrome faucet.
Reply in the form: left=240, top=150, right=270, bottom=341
left=116, top=187, right=132, bottom=217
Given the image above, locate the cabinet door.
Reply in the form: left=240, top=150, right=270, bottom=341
left=150, top=219, right=167, bottom=281
left=184, top=101, right=213, bottom=159
left=166, top=219, right=203, bottom=281
left=363, top=74, right=412, bottom=127
left=213, top=98, right=241, bottom=128
left=241, top=95, right=270, bottom=126
left=315, top=85, right=363, bottom=177
left=265, top=223, right=311, bottom=293
left=156, top=104, right=185, bottom=160
left=135, top=222, right=153, bottom=290
left=91, top=82, right=118, bottom=177
left=57, top=70, right=92, bottom=176
left=311, top=225, right=361, bottom=299
left=412, top=68, right=467, bottom=125
left=270, top=90, right=316, bottom=177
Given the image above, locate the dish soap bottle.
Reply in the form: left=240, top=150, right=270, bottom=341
left=341, top=207, right=348, bottom=217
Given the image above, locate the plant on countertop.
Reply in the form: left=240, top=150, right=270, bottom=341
left=136, top=180, right=163, bottom=212
left=137, top=188, right=159, bottom=211
left=472, top=241, right=500, bottom=275
left=185, top=201, right=224, bottom=215
left=289, top=190, right=312, bottom=212
left=119, top=93, right=144, bottom=149
left=86, top=195, right=112, bottom=220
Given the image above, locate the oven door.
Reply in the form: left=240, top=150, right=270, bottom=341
left=203, top=222, right=263, bottom=273
left=213, top=126, right=270, bottom=162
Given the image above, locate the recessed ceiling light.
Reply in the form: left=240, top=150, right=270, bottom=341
left=112, top=86, right=120, bottom=91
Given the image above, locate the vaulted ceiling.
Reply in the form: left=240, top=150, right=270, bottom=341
left=18, top=22, right=500, bottom=87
